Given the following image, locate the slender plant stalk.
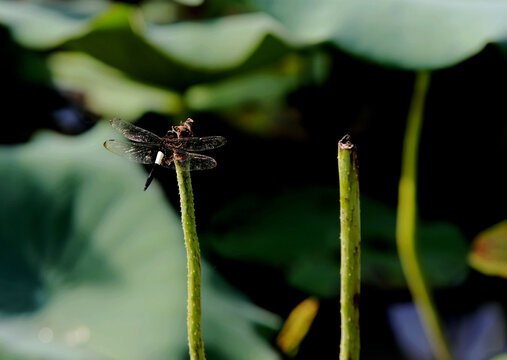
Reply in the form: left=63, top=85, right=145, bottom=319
left=338, top=135, right=361, bottom=360
left=175, top=161, right=206, bottom=360
left=396, top=71, right=452, bottom=360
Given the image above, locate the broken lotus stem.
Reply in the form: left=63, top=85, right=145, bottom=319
left=338, top=135, right=361, bottom=360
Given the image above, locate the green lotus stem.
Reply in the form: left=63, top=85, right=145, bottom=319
left=338, top=135, right=361, bottom=360
left=396, top=71, right=452, bottom=360
left=175, top=161, right=206, bottom=360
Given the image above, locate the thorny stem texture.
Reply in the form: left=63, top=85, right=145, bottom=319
left=338, top=135, right=361, bottom=360
left=175, top=161, right=206, bottom=360
left=396, top=71, right=452, bottom=360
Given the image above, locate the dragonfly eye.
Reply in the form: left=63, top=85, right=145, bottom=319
left=165, top=130, right=177, bottom=138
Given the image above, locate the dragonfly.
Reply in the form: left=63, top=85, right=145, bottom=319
left=104, top=118, right=226, bottom=190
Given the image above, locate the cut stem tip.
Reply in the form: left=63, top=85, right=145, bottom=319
left=339, top=134, right=355, bottom=150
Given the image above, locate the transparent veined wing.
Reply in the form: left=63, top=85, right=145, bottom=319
left=164, top=136, right=227, bottom=151
left=160, top=149, right=217, bottom=171
left=110, top=118, right=162, bottom=143
left=104, top=139, right=159, bottom=164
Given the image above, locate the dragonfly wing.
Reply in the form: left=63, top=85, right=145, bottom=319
left=110, top=118, right=162, bottom=143
left=165, top=136, right=226, bottom=151
left=104, top=139, right=158, bottom=164
left=160, top=150, right=217, bottom=171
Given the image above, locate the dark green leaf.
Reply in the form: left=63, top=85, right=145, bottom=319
left=203, top=187, right=468, bottom=297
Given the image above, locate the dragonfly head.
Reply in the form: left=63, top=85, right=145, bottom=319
left=172, top=118, right=194, bottom=138
left=165, top=129, right=177, bottom=139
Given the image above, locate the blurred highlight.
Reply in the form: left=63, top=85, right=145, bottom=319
left=277, top=297, right=319, bottom=357
left=469, top=220, right=507, bottom=279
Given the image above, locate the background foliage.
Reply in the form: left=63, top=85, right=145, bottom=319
left=0, top=0, right=506, bottom=359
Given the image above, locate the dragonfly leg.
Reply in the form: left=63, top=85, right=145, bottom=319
left=144, top=165, right=158, bottom=191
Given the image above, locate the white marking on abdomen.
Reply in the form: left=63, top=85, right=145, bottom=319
left=155, top=151, right=164, bottom=165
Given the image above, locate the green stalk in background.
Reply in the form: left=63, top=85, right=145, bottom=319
left=175, top=161, right=206, bottom=360
left=396, top=71, right=452, bottom=360
left=338, top=135, right=361, bottom=360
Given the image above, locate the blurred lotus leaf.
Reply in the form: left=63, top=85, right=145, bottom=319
left=0, top=1, right=107, bottom=48
left=172, top=0, right=204, bottom=6
left=0, top=124, right=280, bottom=360
left=203, top=187, right=468, bottom=297
left=253, top=0, right=507, bottom=69
left=48, top=52, right=182, bottom=120
left=1, top=0, right=506, bottom=95
left=184, top=55, right=306, bottom=112
left=468, top=220, right=507, bottom=278
left=0, top=2, right=292, bottom=90
left=48, top=50, right=310, bottom=122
